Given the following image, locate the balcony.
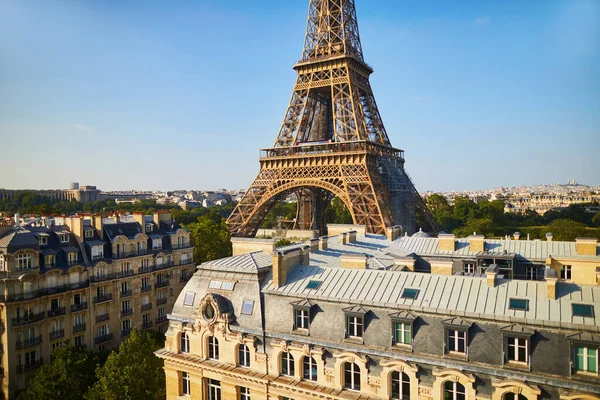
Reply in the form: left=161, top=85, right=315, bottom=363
left=17, top=358, right=43, bottom=373
left=95, top=313, right=109, bottom=323
left=68, top=281, right=90, bottom=290
left=260, top=140, right=404, bottom=161
left=47, top=285, right=69, bottom=296
left=94, top=332, right=113, bottom=344
left=73, top=323, right=86, bottom=333
left=140, top=284, right=152, bottom=293
left=171, top=243, right=192, bottom=250
left=155, top=280, right=170, bottom=289
left=49, top=329, right=65, bottom=340
left=121, top=328, right=132, bottom=337
left=157, top=297, right=167, bottom=305
left=141, top=303, right=152, bottom=312
left=71, top=302, right=88, bottom=312
left=179, top=258, right=194, bottom=266
left=120, top=289, right=133, bottom=298
left=16, top=335, right=43, bottom=349
left=155, top=315, right=168, bottom=324
left=120, top=308, right=133, bottom=317
left=142, top=321, right=153, bottom=330
left=113, top=249, right=151, bottom=260
left=47, top=307, right=66, bottom=318
left=91, top=254, right=105, bottom=261
left=93, top=293, right=113, bottom=304
left=12, top=312, right=45, bottom=326
left=180, top=274, right=192, bottom=283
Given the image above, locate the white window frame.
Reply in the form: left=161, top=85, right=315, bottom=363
left=206, top=378, right=220, bottom=400
left=344, top=362, right=361, bottom=391
left=444, top=381, right=466, bottom=400
left=447, top=329, right=467, bottom=354
left=346, top=315, right=363, bottom=338
left=181, top=371, right=190, bottom=396
left=60, top=234, right=70, bottom=243
left=574, top=345, right=599, bottom=373
left=208, top=336, right=219, bottom=360
left=45, top=255, right=55, bottom=267
left=281, top=351, right=294, bottom=376
left=180, top=332, right=190, bottom=353
left=295, top=309, right=309, bottom=330
left=302, top=356, right=318, bottom=381
left=391, top=370, right=411, bottom=400
left=394, top=321, right=411, bottom=345
left=39, top=236, right=48, bottom=246
left=561, top=265, right=572, bottom=280
left=84, top=230, right=94, bottom=238
left=463, top=263, right=475, bottom=274
left=506, top=336, right=529, bottom=363
left=238, top=344, right=250, bottom=367
left=239, top=387, right=250, bottom=400
left=525, top=266, right=538, bottom=280
left=16, top=254, right=32, bottom=270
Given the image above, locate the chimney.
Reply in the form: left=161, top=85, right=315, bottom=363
left=153, top=210, right=172, bottom=227
left=114, top=213, right=120, bottom=223
left=93, top=214, right=104, bottom=240
left=575, top=237, right=598, bottom=256
left=340, top=253, right=368, bottom=269
left=64, top=216, right=84, bottom=243
left=545, top=268, right=558, bottom=300
left=319, top=236, right=328, bottom=250
left=348, top=230, right=357, bottom=243
left=438, top=233, right=456, bottom=251
left=486, top=264, right=499, bottom=287
left=340, top=233, right=348, bottom=245
left=272, top=246, right=308, bottom=288
left=386, top=226, right=394, bottom=241
left=468, top=234, right=485, bottom=252
left=133, top=212, right=145, bottom=227
left=230, top=237, right=275, bottom=256
left=308, top=238, right=319, bottom=251
left=513, top=232, right=521, bottom=240
left=546, top=232, right=553, bottom=242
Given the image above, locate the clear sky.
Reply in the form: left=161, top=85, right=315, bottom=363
left=1, top=0, right=599, bottom=192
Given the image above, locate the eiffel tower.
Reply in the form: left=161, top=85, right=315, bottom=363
left=227, top=0, right=436, bottom=237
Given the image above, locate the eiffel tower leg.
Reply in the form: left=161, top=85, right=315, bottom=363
left=294, top=190, right=312, bottom=231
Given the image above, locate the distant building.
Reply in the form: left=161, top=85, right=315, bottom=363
left=0, top=185, right=100, bottom=204
left=157, top=226, right=600, bottom=400
left=0, top=211, right=195, bottom=399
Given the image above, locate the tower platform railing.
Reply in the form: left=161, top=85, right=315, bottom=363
left=260, top=141, right=404, bottom=161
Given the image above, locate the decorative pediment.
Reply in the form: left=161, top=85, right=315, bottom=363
left=389, top=310, right=417, bottom=322
left=291, top=299, right=313, bottom=309
left=441, top=317, right=471, bottom=330
left=194, top=293, right=233, bottom=330
left=567, top=332, right=600, bottom=345
left=500, top=324, right=534, bottom=337
left=342, top=305, right=367, bottom=316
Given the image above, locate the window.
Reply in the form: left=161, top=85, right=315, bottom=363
left=574, top=345, right=598, bottom=373
left=394, top=322, right=411, bottom=345
left=572, top=304, right=595, bottom=318
left=121, top=319, right=131, bottom=334
left=504, top=394, right=527, bottom=400
left=152, top=238, right=162, bottom=250
left=180, top=332, right=190, bottom=353
left=447, top=329, right=467, bottom=354
left=241, top=300, right=254, bottom=315
left=16, top=254, right=32, bottom=270
left=305, top=280, right=321, bottom=290
left=39, top=236, right=48, bottom=245
left=302, top=356, right=317, bottom=381
left=85, top=230, right=94, bottom=238
left=525, top=266, right=538, bottom=280
left=208, top=280, right=235, bottom=291
left=343, top=362, right=361, bottom=391
left=463, top=263, right=475, bottom=274
left=444, top=381, right=466, bottom=400
left=181, top=371, right=190, bottom=395
left=74, top=335, right=84, bottom=348
left=238, top=344, right=250, bottom=367
left=508, top=299, right=529, bottom=311
left=294, top=309, right=309, bottom=330
left=240, top=387, right=250, bottom=400
left=346, top=315, right=363, bottom=338
left=208, top=336, right=219, bottom=359
left=146, top=224, right=153, bottom=233
left=68, top=252, right=77, bottom=265
left=98, top=324, right=109, bottom=337
left=561, top=265, right=572, bottom=280
left=60, top=234, right=70, bottom=243
left=0, top=256, right=4, bottom=271
left=391, top=371, right=410, bottom=400
left=183, top=292, right=195, bottom=306
left=506, top=337, right=528, bottom=363
left=45, top=255, right=55, bottom=267
left=401, top=288, right=419, bottom=300
left=207, top=379, right=221, bottom=400
left=281, top=352, right=294, bottom=376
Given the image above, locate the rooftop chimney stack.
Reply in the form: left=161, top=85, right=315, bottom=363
left=438, top=233, right=456, bottom=251
left=318, top=236, right=328, bottom=250
left=513, top=232, right=521, bottom=240
left=486, top=264, right=499, bottom=287
left=546, top=232, right=553, bottom=242
left=545, top=268, right=558, bottom=300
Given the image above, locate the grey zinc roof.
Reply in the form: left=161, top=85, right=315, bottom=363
left=393, top=236, right=599, bottom=260
left=199, top=251, right=273, bottom=274
left=263, top=265, right=600, bottom=329
left=0, top=228, right=40, bottom=250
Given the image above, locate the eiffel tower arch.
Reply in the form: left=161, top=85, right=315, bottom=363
left=227, top=0, right=436, bottom=237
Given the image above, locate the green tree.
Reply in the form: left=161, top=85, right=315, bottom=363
left=85, top=329, right=165, bottom=400
left=453, top=217, right=493, bottom=238
left=546, top=219, right=588, bottom=241
left=18, top=345, right=100, bottom=400
left=188, top=214, right=232, bottom=263
left=592, top=211, right=600, bottom=227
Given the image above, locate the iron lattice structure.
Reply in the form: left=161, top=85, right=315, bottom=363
left=227, top=0, right=437, bottom=237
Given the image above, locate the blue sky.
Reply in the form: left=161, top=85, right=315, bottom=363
left=1, top=0, right=599, bottom=192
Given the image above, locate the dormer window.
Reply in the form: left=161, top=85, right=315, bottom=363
left=292, top=299, right=312, bottom=331
left=38, top=236, right=48, bottom=246
left=60, top=234, right=70, bottom=243
left=45, top=255, right=55, bottom=267
left=390, top=311, right=416, bottom=348
left=146, top=224, right=153, bottom=233
left=442, top=317, right=471, bottom=356
left=68, top=252, right=78, bottom=266
left=343, top=305, right=367, bottom=341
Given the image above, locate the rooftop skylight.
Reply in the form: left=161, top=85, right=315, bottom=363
left=508, top=298, right=529, bottom=311
left=401, top=288, right=419, bottom=300
left=572, top=304, right=594, bottom=318
left=306, top=280, right=322, bottom=290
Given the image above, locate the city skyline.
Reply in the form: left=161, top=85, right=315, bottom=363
left=1, top=0, right=599, bottom=192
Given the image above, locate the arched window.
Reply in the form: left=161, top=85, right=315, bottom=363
left=281, top=352, right=295, bottom=376
left=303, top=356, right=317, bottom=381
left=343, top=362, right=361, bottom=391
left=238, top=344, right=250, bottom=367
left=444, top=381, right=466, bottom=400
left=503, top=394, right=527, bottom=400
left=208, top=336, right=219, bottom=359
left=180, top=332, right=190, bottom=353
left=391, top=371, right=410, bottom=400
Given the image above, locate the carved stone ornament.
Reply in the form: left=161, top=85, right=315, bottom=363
left=194, top=293, right=232, bottom=330
left=419, top=386, right=433, bottom=397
